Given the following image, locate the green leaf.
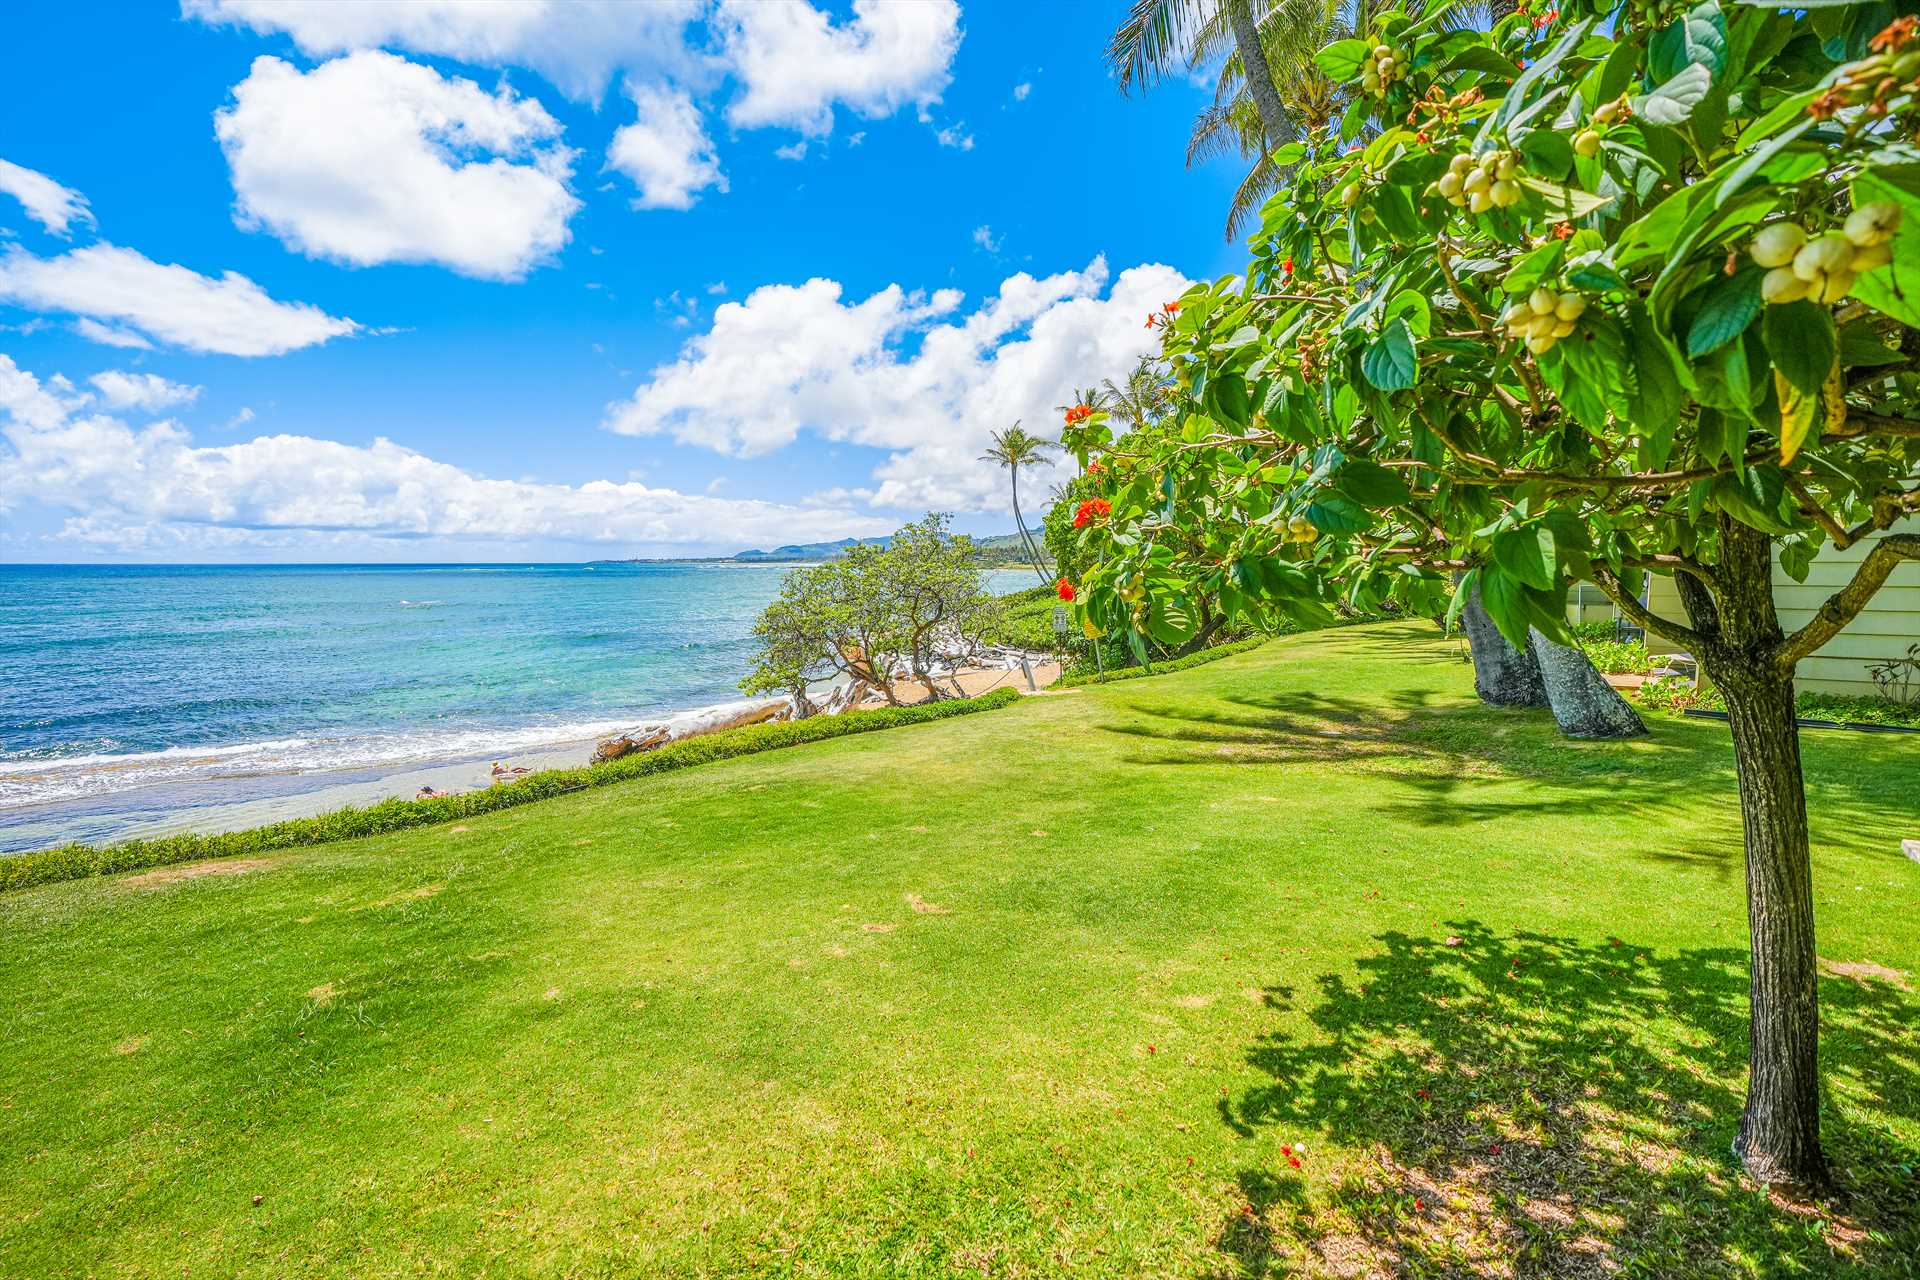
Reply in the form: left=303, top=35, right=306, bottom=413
left=1336, top=459, right=1412, bottom=506
left=1316, top=38, right=1370, bottom=81
left=1443, top=46, right=1520, bottom=79
left=1206, top=371, right=1251, bottom=426
left=1445, top=568, right=1480, bottom=630
left=1685, top=267, right=1764, bottom=358
left=1778, top=539, right=1814, bottom=583
left=1518, top=129, right=1574, bottom=181
left=1837, top=328, right=1907, bottom=367
left=1483, top=19, right=1596, bottom=142
left=1710, top=465, right=1790, bottom=534
left=1649, top=3, right=1727, bottom=82
left=1623, top=303, right=1684, bottom=463
left=1501, top=242, right=1566, bottom=295
left=1304, top=494, right=1371, bottom=534
left=1760, top=301, right=1835, bottom=397
left=1636, top=61, right=1714, bottom=126
left=1361, top=318, right=1418, bottom=392
left=1514, top=176, right=1612, bottom=218
left=1476, top=566, right=1534, bottom=650
left=1493, top=526, right=1557, bottom=590
left=1847, top=168, right=1920, bottom=326
left=1372, top=182, right=1421, bottom=241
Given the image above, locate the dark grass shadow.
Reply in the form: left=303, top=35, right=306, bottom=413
left=1204, top=922, right=1920, bottom=1278
left=1101, top=687, right=1906, bottom=874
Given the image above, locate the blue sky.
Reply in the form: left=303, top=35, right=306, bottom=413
left=1, top=1, right=1245, bottom=561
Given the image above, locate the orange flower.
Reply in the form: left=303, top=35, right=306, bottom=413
left=1056, top=577, right=1076, bottom=602
left=1063, top=403, right=1094, bottom=426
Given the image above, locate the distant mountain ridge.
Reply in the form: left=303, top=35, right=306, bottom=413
left=730, top=531, right=1034, bottom=563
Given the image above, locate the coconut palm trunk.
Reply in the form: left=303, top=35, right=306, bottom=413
left=1010, top=468, right=1050, bottom=586
left=1224, top=1, right=1290, bottom=147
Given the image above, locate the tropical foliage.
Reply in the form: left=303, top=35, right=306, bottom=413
left=1059, top=0, right=1920, bottom=1189
left=742, top=515, right=1003, bottom=711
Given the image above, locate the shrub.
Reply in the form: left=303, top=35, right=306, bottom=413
left=1580, top=639, right=1652, bottom=676
left=0, top=689, right=1025, bottom=895
left=1055, top=637, right=1268, bottom=688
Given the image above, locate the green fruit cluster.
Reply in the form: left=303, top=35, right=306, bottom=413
left=1436, top=150, right=1523, bottom=213
left=1501, top=286, right=1587, bottom=355
left=1750, top=204, right=1900, bottom=306
left=1361, top=42, right=1405, bottom=96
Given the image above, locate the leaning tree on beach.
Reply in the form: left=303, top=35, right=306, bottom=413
left=1060, top=1, right=1920, bottom=1190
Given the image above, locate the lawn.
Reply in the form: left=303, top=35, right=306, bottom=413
left=1, top=622, right=1915, bottom=1278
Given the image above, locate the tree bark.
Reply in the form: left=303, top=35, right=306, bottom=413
left=1680, top=518, right=1828, bottom=1189
left=1226, top=1, right=1291, bottom=150
left=1462, top=584, right=1548, bottom=707
left=1527, top=628, right=1648, bottom=738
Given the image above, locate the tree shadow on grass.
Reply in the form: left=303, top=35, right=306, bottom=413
left=1205, top=922, right=1920, bottom=1278
left=1103, top=690, right=1904, bottom=874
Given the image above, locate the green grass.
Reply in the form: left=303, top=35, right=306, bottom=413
left=2, top=622, right=1916, bottom=1278
left=1, top=690, right=1021, bottom=893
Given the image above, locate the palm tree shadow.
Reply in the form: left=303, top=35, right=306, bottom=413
left=1204, top=922, right=1920, bottom=1277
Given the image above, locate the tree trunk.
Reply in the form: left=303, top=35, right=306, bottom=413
left=1227, top=1, right=1291, bottom=150
left=1680, top=517, right=1828, bottom=1189
left=1718, top=661, right=1826, bottom=1188
left=1527, top=628, right=1648, bottom=738
left=1011, top=473, right=1049, bottom=587
left=1462, top=583, right=1548, bottom=707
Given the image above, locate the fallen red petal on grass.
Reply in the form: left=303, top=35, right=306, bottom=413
left=1288, top=1156, right=1302, bottom=1168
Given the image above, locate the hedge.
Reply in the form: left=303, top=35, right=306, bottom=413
left=1055, top=637, right=1269, bottom=688
left=1, top=688, right=1026, bottom=894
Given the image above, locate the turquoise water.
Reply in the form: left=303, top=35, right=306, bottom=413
left=0, top=563, right=1035, bottom=851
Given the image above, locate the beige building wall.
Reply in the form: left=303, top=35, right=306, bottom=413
left=1643, top=518, right=1920, bottom=697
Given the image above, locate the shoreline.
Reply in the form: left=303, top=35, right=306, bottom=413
left=0, top=657, right=1061, bottom=855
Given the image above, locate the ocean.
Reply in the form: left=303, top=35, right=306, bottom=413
left=0, top=562, right=1038, bottom=852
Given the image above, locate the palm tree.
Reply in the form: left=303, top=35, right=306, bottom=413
left=1101, top=359, right=1175, bottom=431
left=1056, top=385, right=1111, bottom=418
left=1109, top=0, right=1395, bottom=238
left=979, top=423, right=1058, bottom=586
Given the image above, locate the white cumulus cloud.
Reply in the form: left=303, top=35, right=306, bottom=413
left=604, top=258, right=1193, bottom=511
left=183, top=0, right=703, bottom=102
left=718, top=0, right=961, bottom=137
left=214, top=52, right=579, bottom=280
left=607, top=83, right=727, bottom=211
left=0, top=243, right=358, bottom=356
left=1, top=354, right=891, bottom=553
left=88, top=371, right=203, bottom=413
left=0, top=158, right=95, bottom=237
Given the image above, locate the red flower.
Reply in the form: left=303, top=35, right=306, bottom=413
left=1287, top=1155, right=1302, bottom=1169
left=1145, top=313, right=1159, bottom=330
left=1281, top=256, right=1294, bottom=276
left=1147, top=1044, right=1157, bottom=1054
left=1163, top=300, right=1182, bottom=314
left=1085, top=460, right=1106, bottom=475
left=1056, top=577, right=1076, bottom=602
left=1064, top=403, right=1094, bottom=426
left=1489, top=1144, right=1502, bottom=1155
left=1281, top=1144, right=1292, bottom=1156
left=1072, top=498, right=1112, bottom=528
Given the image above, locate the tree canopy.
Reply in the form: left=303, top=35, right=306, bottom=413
left=1059, top=0, right=1920, bottom=1189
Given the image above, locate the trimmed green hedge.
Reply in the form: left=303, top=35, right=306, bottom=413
left=1055, top=637, right=1268, bottom=688
left=1, top=689, right=1025, bottom=894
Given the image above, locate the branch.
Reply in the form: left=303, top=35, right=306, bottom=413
left=1840, top=411, right=1920, bottom=439
left=1776, top=533, right=1920, bottom=670
left=1783, top=472, right=1853, bottom=549
left=1590, top=563, right=1706, bottom=651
